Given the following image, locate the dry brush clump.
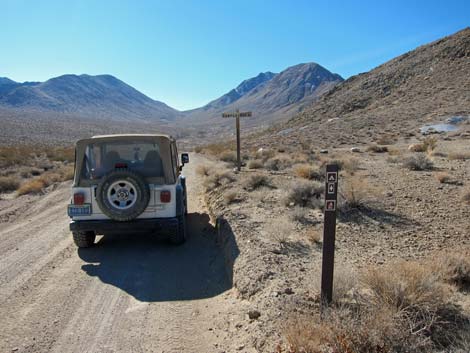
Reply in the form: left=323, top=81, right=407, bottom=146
left=283, top=181, right=323, bottom=208
left=0, top=176, right=20, bottom=193
left=293, top=164, right=322, bottom=181
left=195, top=164, right=212, bottom=177
left=247, top=159, right=264, bottom=169
left=283, top=255, right=470, bottom=353
left=408, top=136, right=438, bottom=153
left=17, top=165, right=74, bottom=196
left=403, top=154, right=434, bottom=171
left=203, top=171, right=235, bottom=191
left=265, top=154, right=293, bottom=171
left=435, top=172, right=451, bottom=183
left=223, top=190, right=239, bottom=205
left=243, top=174, right=272, bottom=191
left=366, top=144, right=389, bottom=153
left=338, top=176, right=377, bottom=211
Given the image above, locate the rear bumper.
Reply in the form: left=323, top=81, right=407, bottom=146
left=69, top=218, right=178, bottom=234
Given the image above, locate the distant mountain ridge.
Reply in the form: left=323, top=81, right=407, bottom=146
left=0, top=74, right=180, bottom=122
left=184, top=62, right=343, bottom=131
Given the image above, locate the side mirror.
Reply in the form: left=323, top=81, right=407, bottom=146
left=181, top=153, right=189, bottom=166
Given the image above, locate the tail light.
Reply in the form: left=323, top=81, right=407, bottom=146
left=160, top=190, right=171, bottom=203
left=73, top=192, right=85, bottom=205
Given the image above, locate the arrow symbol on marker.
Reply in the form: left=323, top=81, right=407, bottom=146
left=328, top=184, right=334, bottom=192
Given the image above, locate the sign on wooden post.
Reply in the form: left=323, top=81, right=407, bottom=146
left=221, top=109, right=252, bottom=171
left=321, top=164, right=339, bottom=311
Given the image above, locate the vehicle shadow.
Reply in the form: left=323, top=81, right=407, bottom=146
left=78, top=212, right=239, bottom=302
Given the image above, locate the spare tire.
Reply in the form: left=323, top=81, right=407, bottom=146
left=96, top=169, right=150, bottom=221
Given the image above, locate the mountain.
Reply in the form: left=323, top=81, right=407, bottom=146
left=184, top=63, right=343, bottom=131
left=0, top=74, right=180, bottom=122
left=255, top=27, right=470, bottom=148
left=197, top=72, right=276, bottom=111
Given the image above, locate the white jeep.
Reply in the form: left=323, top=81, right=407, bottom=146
left=67, top=134, right=189, bottom=248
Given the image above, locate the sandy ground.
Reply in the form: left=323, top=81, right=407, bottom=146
left=0, top=154, right=249, bottom=353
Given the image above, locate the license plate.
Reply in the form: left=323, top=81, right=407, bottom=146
left=68, top=204, right=92, bottom=217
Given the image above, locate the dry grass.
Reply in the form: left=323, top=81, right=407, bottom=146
left=203, top=171, right=235, bottom=191
left=283, top=254, right=470, bottom=353
left=375, top=134, right=397, bottom=145
left=268, top=217, right=292, bottom=245
left=289, top=206, right=309, bottom=223
left=219, top=151, right=238, bottom=165
left=403, top=154, right=434, bottom=171
left=223, top=190, right=239, bottom=205
left=435, top=172, right=451, bottom=183
left=0, top=176, right=20, bottom=193
left=196, top=164, right=211, bottom=177
left=339, top=176, right=373, bottom=211
left=247, top=159, right=263, bottom=169
left=243, top=174, right=272, bottom=191
left=293, top=164, right=321, bottom=180
left=265, top=154, right=293, bottom=171
left=431, top=250, right=470, bottom=289
left=305, top=228, right=321, bottom=244
left=283, top=181, right=323, bottom=208
left=17, top=179, right=46, bottom=195
left=409, top=137, right=438, bottom=153
left=366, top=144, right=389, bottom=153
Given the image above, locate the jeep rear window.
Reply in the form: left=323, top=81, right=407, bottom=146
left=82, top=141, right=165, bottom=180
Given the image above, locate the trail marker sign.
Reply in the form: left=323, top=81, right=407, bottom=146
left=222, top=109, right=253, bottom=171
left=321, top=164, right=339, bottom=311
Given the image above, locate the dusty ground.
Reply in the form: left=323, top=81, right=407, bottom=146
left=0, top=154, right=258, bottom=353
left=201, top=134, right=470, bottom=352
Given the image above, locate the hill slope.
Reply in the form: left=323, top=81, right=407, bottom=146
left=259, top=28, right=470, bottom=148
left=0, top=74, right=180, bottom=122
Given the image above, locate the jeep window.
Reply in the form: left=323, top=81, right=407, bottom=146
left=81, top=141, right=165, bottom=181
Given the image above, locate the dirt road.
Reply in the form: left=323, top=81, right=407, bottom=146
left=0, top=154, right=241, bottom=353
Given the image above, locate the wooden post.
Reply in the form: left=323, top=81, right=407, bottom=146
left=321, top=164, right=339, bottom=311
left=221, top=110, right=252, bottom=172
left=235, top=109, right=241, bottom=171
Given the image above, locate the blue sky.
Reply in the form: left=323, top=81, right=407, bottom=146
left=1, top=0, right=469, bottom=110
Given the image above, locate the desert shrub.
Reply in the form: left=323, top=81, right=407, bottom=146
left=203, top=171, right=235, bottom=191
left=376, top=134, right=396, bottom=145
left=290, top=206, right=309, bottom=223
left=243, top=174, right=271, bottom=191
left=320, top=157, right=359, bottom=175
left=435, top=172, right=451, bottom=183
left=283, top=181, right=323, bottom=208
left=409, top=137, right=438, bottom=153
left=366, top=144, right=388, bottom=153
left=200, top=141, right=234, bottom=156
left=305, top=228, right=321, bottom=244
left=386, top=155, right=400, bottom=164
left=265, top=155, right=292, bottom=171
left=45, top=146, right=74, bottom=162
left=267, top=217, right=292, bottom=245
left=247, top=159, right=263, bottom=169
left=403, top=154, right=434, bottom=171
left=293, top=164, right=321, bottom=180
left=17, top=179, right=46, bottom=195
left=219, top=151, right=238, bottom=165
left=196, top=164, right=211, bottom=177
left=255, top=148, right=275, bottom=162
left=432, top=251, right=470, bottom=289
left=448, top=152, right=470, bottom=160
left=285, top=258, right=469, bottom=353
left=223, top=191, right=239, bottom=205
left=0, top=176, right=20, bottom=193
left=339, top=176, right=372, bottom=211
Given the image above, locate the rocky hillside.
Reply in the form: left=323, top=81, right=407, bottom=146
left=0, top=74, right=180, bottom=122
left=184, top=63, right=343, bottom=132
left=259, top=28, right=470, bottom=148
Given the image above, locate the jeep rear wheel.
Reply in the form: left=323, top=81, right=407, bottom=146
left=73, top=231, right=96, bottom=248
left=170, top=215, right=187, bottom=245
left=96, top=169, right=150, bottom=221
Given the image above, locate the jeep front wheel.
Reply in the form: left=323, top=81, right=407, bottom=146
left=73, top=231, right=96, bottom=248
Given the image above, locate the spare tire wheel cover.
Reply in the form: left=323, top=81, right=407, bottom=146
left=96, top=170, right=150, bottom=221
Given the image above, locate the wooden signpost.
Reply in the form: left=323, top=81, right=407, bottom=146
left=321, top=164, right=339, bottom=310
left=222, top=109, right=252, bottom=171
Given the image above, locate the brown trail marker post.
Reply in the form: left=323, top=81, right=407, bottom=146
left=222, top=109, right=252, bottom=171
left=321, top=164, right=339, bottom=312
